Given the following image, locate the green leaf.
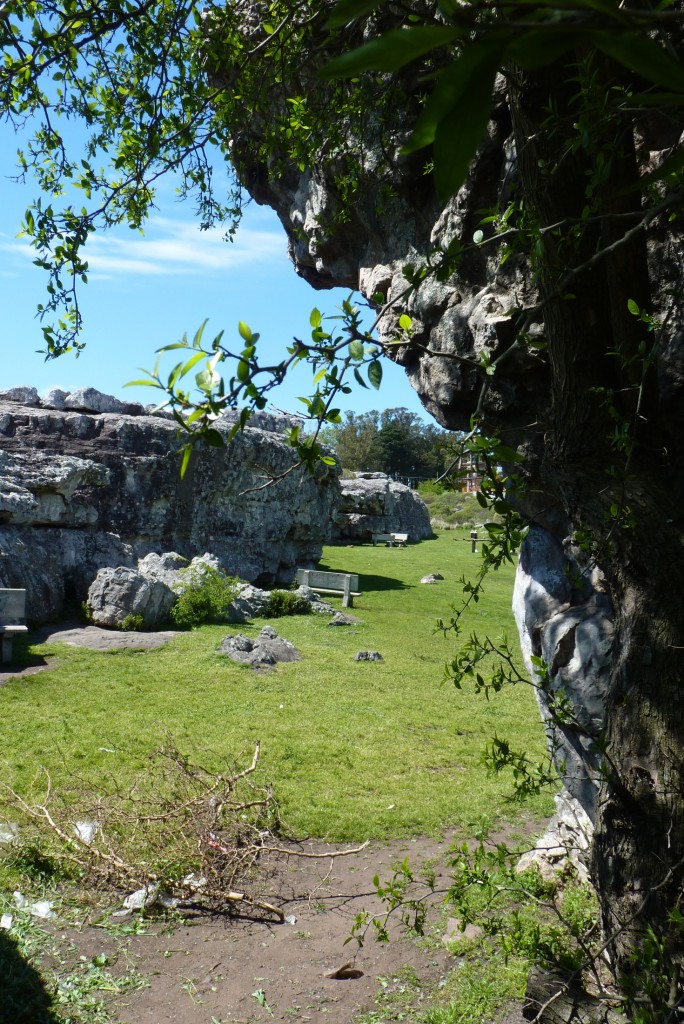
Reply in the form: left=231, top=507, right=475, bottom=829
left=125, top=378, right=159, bottom=388
left=349, top=339, right=365, bottom=360
left=398, top=313, right=412, bottom=331
left=590, top=31, right=684, bottom=93
left=627, top=298, right=640, bottom=316
left=508, top=28, right=583, bottom=71
left=434, top=63, right=500, bottom=199
left=354, top=366, right=369, bottom=389
left=192, top=319, right=209, bottom=349
left=327, top=0, right=387, bottom=30
left=368, top=359, right=383, bottom=389
left=312, top=366, right=328, bottom=384
left=179, top=350, right=207, bottom=377
left=404, top=40, right=503, bottom=159
left=310, top=308, right=322, bottom=328
left=196, top=368, right=219, bottom=392
left=321, top=455, right=338, bottom=465
left=204, top=428, right=224, bottom=447
left=237, top=359, right=250, bottom=382
left=623, top=143, right=684, bottom=193
left=238, top=320, right=253, bottom=342
left=156, top=342, right=190, bottom=352
left=184, top=407, right=205, bottom=426
left=179, top=445, right=193, bottom=479
left=322, top=25, right=460, bottom=78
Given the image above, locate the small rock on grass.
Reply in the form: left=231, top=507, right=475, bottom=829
left=217, top=627, right=301, bottom=669
left=329, top=612, right=362, bottom=626
left=442, top=916, right=484, bottom=945
left=354, top=651, right=383, bottom=662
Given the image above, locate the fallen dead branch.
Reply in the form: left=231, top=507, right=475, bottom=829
left=0, top=740, right=367, bottom=923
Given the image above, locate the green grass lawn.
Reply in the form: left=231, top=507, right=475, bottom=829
left=0, top=531, right=552, bottom=844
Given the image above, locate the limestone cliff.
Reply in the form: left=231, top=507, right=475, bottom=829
left=0, top=393, right=339, bottom=620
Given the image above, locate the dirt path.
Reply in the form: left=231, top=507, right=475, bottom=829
left=63, top=834, right=529, bottom=1024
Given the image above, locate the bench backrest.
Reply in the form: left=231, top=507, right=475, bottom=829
left=0, top=589, right=26, bottom=623
left=296, top=569, right=360, bottom=591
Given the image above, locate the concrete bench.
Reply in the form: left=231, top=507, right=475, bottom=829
left=372, top=532, right=408, bottom=547
left=0, top=589, right=28, bottom=664
left=295, top=569, right=361, bottom=608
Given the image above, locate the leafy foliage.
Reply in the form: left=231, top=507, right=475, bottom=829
left=169, top=564, right=239, bottom=629
left=265, top=590, right=311, bottom=618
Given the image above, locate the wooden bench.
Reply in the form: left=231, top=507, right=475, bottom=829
left=0, top=589, right=28, bottom=664
left=372, top=532, right=408, bottom=547
left=295, top=569, right=361, bottom=608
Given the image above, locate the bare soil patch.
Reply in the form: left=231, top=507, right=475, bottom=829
left=60, top=834, right=529, bottom=1024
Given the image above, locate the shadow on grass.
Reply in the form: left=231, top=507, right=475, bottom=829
left=316, top=563, right=413, bottom=593
left=0, top=634, right=50, bottom=684
left=0, top=929, right=58, bottom=1024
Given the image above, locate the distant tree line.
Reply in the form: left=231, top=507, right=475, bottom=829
left=319, top=408, right=451, bottom=481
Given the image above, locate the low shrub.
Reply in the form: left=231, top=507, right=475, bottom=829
left=119, top=613, right=145, bottom=632
left=170, top=565, right=240, bottom=628
left=266, top=590, right=311, bottom=618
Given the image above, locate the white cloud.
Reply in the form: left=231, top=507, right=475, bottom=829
left=0, top=215, right=288, bottom=279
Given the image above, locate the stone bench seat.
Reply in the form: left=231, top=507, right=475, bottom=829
left=0, top=589, right=28, bottom=664
left=372, top=532, right=408, bottom=547
left=295, top=569, right=361, bottom=608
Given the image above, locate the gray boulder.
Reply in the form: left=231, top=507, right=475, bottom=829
left=227, top=584, right=272, bottom=623
left=333, top=473, right=432, bottom=542
left=0, top=386, right=40, bottom=406
left=87, top=566, right=176, bottom=628
left=41, top=388, right=68, bottom=410
left=64, top=387, right=128, bottom=414
left=136, top=551, right=189, bottom=588
left=217, top=626, right=301, bottom=669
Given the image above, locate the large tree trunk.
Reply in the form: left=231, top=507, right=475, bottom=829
left=512, top=58, right=684, bottom=1011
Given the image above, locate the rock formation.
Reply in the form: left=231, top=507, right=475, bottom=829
left=332, top=472, right=433, bottom=542
left=0, top=392, right=339, bottom=621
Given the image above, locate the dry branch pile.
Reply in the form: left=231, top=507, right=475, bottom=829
left=0, top=741, right=366, bottom=921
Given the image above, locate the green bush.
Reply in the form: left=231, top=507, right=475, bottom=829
left=169, top=565, right=240, bottom=629
left=119, top=613, right=145, bottom=632
left=266, top=589, right=311, bottom=618
left=417, top=479, right=445, bottom=496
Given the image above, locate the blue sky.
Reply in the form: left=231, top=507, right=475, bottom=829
left=0, top=143, right=427, bottom=420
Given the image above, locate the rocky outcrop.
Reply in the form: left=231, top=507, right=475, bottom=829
left=216, top=626, right=301, bottom=669
left=0, top=393, right=339, bottom=621
left=513, top=525, right=614, bottom=843
left=332, top=472, right=433, bottom=542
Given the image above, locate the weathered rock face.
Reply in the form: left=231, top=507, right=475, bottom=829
left=333, top=472, right=433, bottom=542
left=0, top=395, right=339, bottom=621
left=87, top=566, right=177, bottom=629
left=513, top=525, right=614, bottom=825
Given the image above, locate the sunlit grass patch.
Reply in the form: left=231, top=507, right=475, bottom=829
left=0, top=531, right=551, bottom=846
